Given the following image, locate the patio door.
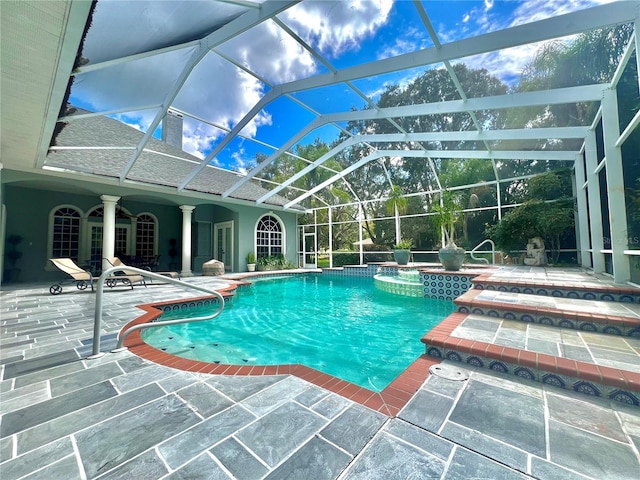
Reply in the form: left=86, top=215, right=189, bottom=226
left=303, top=228, right=317, bottom=268
left=89, top=224, right=130, bottom=271
left=214, top=221, right=234, bottom=272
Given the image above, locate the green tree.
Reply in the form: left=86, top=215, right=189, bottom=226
left=486, top=170, right=575, bottom=263
left=337, top=64, right=508, bottom=244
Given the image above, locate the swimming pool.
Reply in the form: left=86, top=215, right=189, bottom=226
left=142, top=275, right=455, bottom=391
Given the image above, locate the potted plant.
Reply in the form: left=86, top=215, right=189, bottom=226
left=5, top=234, right=24, bottom=282
left=393, top=239, right=413, bottom=266
left=257, top=254, right=293, bottom=271
left=433, top=191, right=465, bottom=271
left=247, top=251, right=256, bottom=272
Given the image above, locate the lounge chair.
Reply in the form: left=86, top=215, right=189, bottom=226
left=105, top=256, right=180, bottom=281
left=49, top=258, right=94, bottom=295
left=103, top=257, right=148, bottom=288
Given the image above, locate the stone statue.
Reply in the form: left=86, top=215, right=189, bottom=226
left=523, top=237, right=547, bottom=266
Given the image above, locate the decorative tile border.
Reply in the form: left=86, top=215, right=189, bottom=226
left=369, top=265, right=479, bottom=300
left=121, top=284, right=440, bottom=416
left=422, top=312, right=640, bottom=407
left=373, top=276, right=423, bottom=297
left=223, top=271, right=321, bottom=281
left=421, top=272, right=474, bottom=300
left=321, top=264, right=381, bottom=277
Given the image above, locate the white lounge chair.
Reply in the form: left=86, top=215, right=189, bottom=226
left=103, top=257, right=148, bottom=288
left=49, top=258, right=94, bottom=295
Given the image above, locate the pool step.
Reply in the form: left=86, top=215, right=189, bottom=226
left=454, top=289, right=640, bottom=337
left=421, top=312, right=640, bottom=407
left=471, top=272, right=640, bottom=303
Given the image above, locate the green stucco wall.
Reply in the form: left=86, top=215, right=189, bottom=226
left=1, top=184, right=299, bottom=283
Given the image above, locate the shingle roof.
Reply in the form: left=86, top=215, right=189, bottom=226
left=46, top=110, right=297, bottom=208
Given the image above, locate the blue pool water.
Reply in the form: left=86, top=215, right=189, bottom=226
left=142, top=275, right=455, bottom=391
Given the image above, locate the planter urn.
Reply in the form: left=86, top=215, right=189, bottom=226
left=438, top=245, right=465, bottom=271
left=393, top=249, right=411, bottom=266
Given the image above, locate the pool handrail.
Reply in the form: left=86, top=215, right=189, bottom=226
left=470, top=239, right=496, bottom=265
left=90, top=266, right=226, bottom=358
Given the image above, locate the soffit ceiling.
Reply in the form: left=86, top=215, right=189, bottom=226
left=2, top=0, right=639, bottom=210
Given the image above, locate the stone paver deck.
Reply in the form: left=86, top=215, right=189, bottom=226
left=1, top=268, right=640, bottom=479
left=451, top=314, right=640, bottom=373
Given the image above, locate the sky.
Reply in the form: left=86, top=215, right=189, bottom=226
left=70, top=0, right=617, bottom=173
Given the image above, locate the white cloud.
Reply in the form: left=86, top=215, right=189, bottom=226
left=181, top=118, right=217, bottom=162
left=280, top=0, right=394, bottom=58
left=231, top=146, right=252, bottom=175
left=507, top=0, right=617, bottom=28
left=439, top=0, right=618, bottom=85
left=74, top=0, right=618, bottom=170
left=377, top=27, right=423, bottom=59
left=75, top=1, right=394, bottom=167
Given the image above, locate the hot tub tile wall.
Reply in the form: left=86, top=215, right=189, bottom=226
left=421, top=272, right=475, bottom=300
left=373, top=277, right=423, bottom=297
left=321, top=264, right=380, bottom=277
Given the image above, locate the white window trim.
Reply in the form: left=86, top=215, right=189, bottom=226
left=46, top=204, right=85, bottom=271
left=254, top=213, right=286, bottom=258
left=136, top=212, right=159, bottom=256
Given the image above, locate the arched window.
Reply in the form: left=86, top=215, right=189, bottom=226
left=136, top=214, right=157, bottom=259
left=256, top=215, right=283, bottom=258
left=51, top=207, right=81, bottom=260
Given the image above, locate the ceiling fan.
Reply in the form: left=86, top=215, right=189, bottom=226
left=116, top=198, right=137, bottom=220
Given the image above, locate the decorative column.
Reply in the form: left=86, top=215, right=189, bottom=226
left=180, top=205, right=195, bottom=277
left=100, top=195, right=120, bottom=271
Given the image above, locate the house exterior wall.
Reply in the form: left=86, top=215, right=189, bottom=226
left=235, top=205, right=298, bottom=272
left=1, top=184, right=299, bottom=283
left=189, top=203, right=298, bottom=273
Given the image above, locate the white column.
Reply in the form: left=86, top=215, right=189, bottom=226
left=358, top=203, right=364, bottom=265
left=584, top=132, right=604, bottom=273
left=328, top=206, right=333, bottom=269
left=395, top=203, right=401, bottom=246
left=180, top=205, right=195, bottom=276
left=495, top=182, right=502, bottom=221
left=100, top=195, right=120, bottom=271
left=573, top=153, right=591, bottom=268
left=602, top=88, right=631, bottom=283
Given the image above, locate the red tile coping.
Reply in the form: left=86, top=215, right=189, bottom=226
left=472, top=272, right=640, bottom=295
left=421, top=312, right=640, bottom=393
left=455, top=289, right=640, bottom=328
left=119, top=292, right=440, bottom=417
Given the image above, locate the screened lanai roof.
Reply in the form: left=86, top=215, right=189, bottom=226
left=2, top=0, right=639, bottom=211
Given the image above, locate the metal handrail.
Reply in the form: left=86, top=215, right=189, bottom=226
left=89, top=266, right=226, bottom=358
left=470, top=239, right=496, bottom=265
